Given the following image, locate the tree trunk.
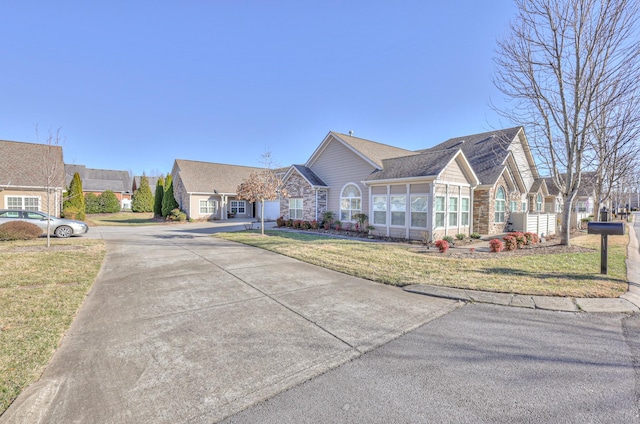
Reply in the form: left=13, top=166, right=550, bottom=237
left=560, top=191, right=577, bottom=246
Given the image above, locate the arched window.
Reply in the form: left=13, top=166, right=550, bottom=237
left=340, top=183, right=361, bottom=222
left=495, top=187, right=506, bottom=223
left=536, top=193, right=543, bottom=212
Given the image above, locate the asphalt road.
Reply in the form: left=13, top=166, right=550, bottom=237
left=224, top=303, right=640, bottom=423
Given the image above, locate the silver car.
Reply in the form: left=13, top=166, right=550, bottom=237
left=0, top=209, right=89, bottom=238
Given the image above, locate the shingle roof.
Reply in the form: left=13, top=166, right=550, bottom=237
left=421, top=127, right=522, bottom=185
left=330, top=132, right=416, bottom=168
left=544, top=172, right=597, bottom=197
left=291, top=165, right=328, bottom=187
left=0, top=139, right=65, bottom=188
left=65, top=164, right=131, bottom=193
left=366, top=149, right=461, bottom=181
left=133, top=175, right=160, bottom=192
left=174, top=159, right=263, bottom=194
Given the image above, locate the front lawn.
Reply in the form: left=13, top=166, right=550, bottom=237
left=0, top=238, right=106, bottom=415
left=85, top=212, right=157, bottom=226
left=215, top=230, right=628, bottom=298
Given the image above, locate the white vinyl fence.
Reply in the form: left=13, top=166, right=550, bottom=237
left=509, top=213, right=557, bottom=236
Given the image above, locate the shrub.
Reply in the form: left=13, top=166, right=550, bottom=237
left=489, top=238, right=504, bottom=253
left=64, top=172, right=85, bottom=219
left=434, top=239, right=449, bottom=253
left=509, top=232, right=526, bottom=248
left=470, top=232, right=481, bottom=239
left=131, top=175, right=154, bottom=213
left=352, top=213, right=368, bottom=229
left=153, top=176, right=165, bottom=217
left=310, top=220, right=319, bottom=229
left=503, top=235, right=517, bottom=251
left=100, top=190, right=121, bottom=213
left=443, top=235, right=455, bottom=244
left=455, top=233, right=465, bottom=240
left=343, top=222, right=352, bottom=231
left=293, top=220, right=303, bottom=229
left=161, top=176, right=179, bottom=218
left=167, top=208, right=187, bottom=221
left=62, top=206, right=84, bottom=221
left=85, top=193, right=102, bottom=214
left=0, top=221, right=43, bottom=241
left=333, top=220, right=342, bottom=231
left=524, top=232, right=538, bottom=244
left=286, top=219, right=293, bottom=227
left=300, top=220, right=311, bottom=230
left=276, top=216, right=285, bottom=227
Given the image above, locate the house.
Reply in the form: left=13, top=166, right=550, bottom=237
left=280, top=127, right=553, bottom=240
left=0, top=139, right=65, bottom=216
left=64, top=165, right=132, bottom=209
left=422, top=127, right=548, bottom=235
left=279, top=131, right=479, bottom=240
left=171, top=159, right=270, bottom=220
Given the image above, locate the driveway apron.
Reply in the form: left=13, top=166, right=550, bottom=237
left=1, top=224, right=458, bottom=424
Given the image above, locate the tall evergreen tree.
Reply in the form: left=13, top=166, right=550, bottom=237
left=161, top=174, right=179, bottom=217
left=132, top=175, right=154, bottom=212
left=63, top=172, right=85, bottom=220
left=153, top=176, right=165, bottom=218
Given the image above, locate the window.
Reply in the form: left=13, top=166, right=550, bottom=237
left=461, top=197, right=470, bottom=226
left=435, top=196, right=445, bottom=227
left=230, top=200, right=245, bottom=214
left=448, top=197, right=458, bottom=226
left=199, top=199, right=217, bottom=214
left=410, top=195, right=427, bottom=228
left=0, top=211, right=20, bottom=218
left=340, top=184, right=361, bottom=221
left=390, top=195, right=406, bottom=226
left=373, top=196, right=387, bottom=225
left=495, top=187, right=506, bottom=223
left=510, top=201, right=518, bottom=212
left=6, top=196, right=39, bottom=211
left=536, top=193, right=543, bottom=212
left=289, top=198, right=303, bottom=219
left=522, top=201, right=527, bottom=212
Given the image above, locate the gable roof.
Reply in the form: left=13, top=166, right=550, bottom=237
left=65, top=164, right=131, bottom=194
left=0, top=139, right=65, bottom=189
left=366, top=149, right=479, bottom=185
left=307, top=131, right=415, bottom=169
left=544, top=172, right=597, bottom=197
left=421, top=127, right=524, bottom=186
left=133, top=175, right=160, bottom=192
left=529, top=178, right=549, bottom=196
left=173, top=159, right=263, bottom=194
left=287, top=165, right=328, bottom=188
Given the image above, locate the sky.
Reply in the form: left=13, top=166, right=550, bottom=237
left=1, top=0, right=518, bottom=176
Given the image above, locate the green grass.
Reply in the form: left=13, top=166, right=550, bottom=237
left=215, top=230, right=628, bottom=298
left=85, top=212, right=158, bottom=226
left=0, top=238, right=105, bottom=414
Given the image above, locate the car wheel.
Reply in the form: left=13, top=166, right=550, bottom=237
left=55, top=225, right=73, bottom=238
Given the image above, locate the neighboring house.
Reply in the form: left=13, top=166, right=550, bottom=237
left=65, top=165, right=132, bottom=209
left=279, top=131, right=479, bottom=240
left=132, top=175, right=160, bottom=193
left=171, top=159, right=274, bottom=220
left=0, top=139, right=65, bottom=216
left=422, top=127, right=546, bottom=235
left=280, top=127, right=552, bottom=240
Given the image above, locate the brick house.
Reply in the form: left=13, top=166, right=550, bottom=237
left=65, top=165, right=132, bottom=209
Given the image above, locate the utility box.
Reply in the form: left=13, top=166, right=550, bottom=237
left=587, top=222, right=625, bottom=235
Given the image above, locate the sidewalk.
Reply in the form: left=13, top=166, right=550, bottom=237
left=405, top=222, right=640, bottom=313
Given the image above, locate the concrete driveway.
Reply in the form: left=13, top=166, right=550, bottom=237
left=1, top=222, right=458, bottom=423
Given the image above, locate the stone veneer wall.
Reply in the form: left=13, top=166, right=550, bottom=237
left=280, top=172, right=319, bottom=220
left=473, top=174, right=527, bottom=235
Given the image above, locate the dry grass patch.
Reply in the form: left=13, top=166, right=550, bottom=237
left=85, top=212, right=157, bottom=226
left=0, top=238, right=105, bottom=414
left=215, top=231, right=628, bottom=298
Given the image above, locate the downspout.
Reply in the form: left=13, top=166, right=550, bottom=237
left=315, top=188, right=318, bottom=222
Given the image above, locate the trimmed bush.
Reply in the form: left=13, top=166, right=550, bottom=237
left=470, top=232, right=481, bottom=239
left=435, top=239, right=449, bottom=253
left=100, top=190, right=121, bottom=213
left=489, top=238, right=504, bottom=253
left=85, top=193, right=102, bottom=214
left=0, top=221, right=43, bottom=241
left=503, top=235, right=517, bottom=251
left=455, top=233, right=465, bottom=240
left=276, top=216, right=285, bottom=227
left=161, top=175, right=179, bottom=218
left=64, top=172, right=85, bottom=221
left=443, top=235, right=455, bottom=244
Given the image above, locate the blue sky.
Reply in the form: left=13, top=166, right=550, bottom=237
left=1, top=1, right=517, bottom=176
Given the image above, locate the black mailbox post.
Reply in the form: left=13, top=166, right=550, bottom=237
left=587, top=221, right=625, bottom=274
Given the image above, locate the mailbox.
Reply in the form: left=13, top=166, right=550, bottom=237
left=587, top=222, right=625, bottom=235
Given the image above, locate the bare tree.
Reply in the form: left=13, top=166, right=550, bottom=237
left=494, top=0, right=640, bottom=245
left=236, top=152, right=287, bottom=235
left=36, top=126, right=64, bottom=247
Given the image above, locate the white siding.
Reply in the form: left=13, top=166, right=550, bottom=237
left=508, top=136, right=535, bottom=190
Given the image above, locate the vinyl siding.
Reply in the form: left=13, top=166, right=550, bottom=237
left=440, top=158, right=469, bottom=184
left=309, top=138, right=376, bottom=221
left=509, top=136, right=535, bottom=190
